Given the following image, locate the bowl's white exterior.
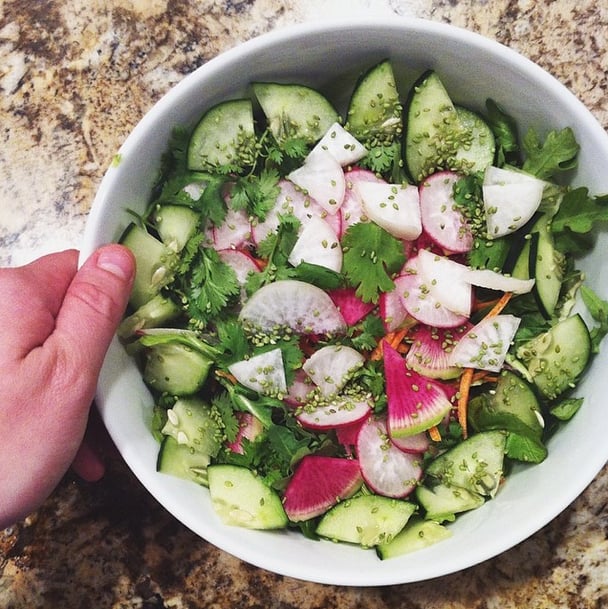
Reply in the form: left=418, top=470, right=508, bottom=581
left=82, top=18, right=608, bottom=586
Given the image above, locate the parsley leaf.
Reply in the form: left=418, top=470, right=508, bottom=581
left=342, top=222, right=406, bottom=303
left=521, top=126, right=579, bottom=180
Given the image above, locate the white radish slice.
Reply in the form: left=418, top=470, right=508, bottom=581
left=356, top=416, right=422, bottom=498
left=213, top=207, right=252, bottom=250
left=357, top=181, right=422, bottom=240
left=389, top=431, right=430, bottom=455
left=483, top=165, right=546, bottom=186
left=417, top=248, right=472, bottom=317
left=313, top=122, right=368, bottom=167
left=340, top=168, right=384, bottom=234
left=395, top=256, right=469, bottom=329
left=379, top=287, right=410, bottom=332
left=297, top=394, right=373, bottom=431
left=228, top=348, right=287, bottom=396
left=449, top=314, right=521, bottom=372
left=284, top=369, right=315, bottom=407
left=288, top=216, right=342, bottom=272
left=419, top=170, right=473, bottom=253
left=463, top=268, right=535, bottom=294
left=238, top=279, right=347, bottom=335
left=217, top=249, right=260, bottom=302
left=287, top=148, right=346, bottom=215
left=302, top=344, right=365, bottom=398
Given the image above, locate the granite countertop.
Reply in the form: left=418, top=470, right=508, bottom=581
left=2, top=0, right=608, bottom=606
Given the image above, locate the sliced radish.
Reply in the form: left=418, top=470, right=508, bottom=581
left=463, top=268, right=535, bottom=295
left=417, top=248, right=472, bottom=317
left=288, top=215, right=342, bottom=273
left=282, top=455, right=363, bottom=522
left=379, top=287, right=410, bottom=332
left=482, top=166, right=545, bottom=239
left=302, top=344, right=365, bottom=398
left=287, top=148, right=346, bottom=216
left=296, top=394, right=373, bottom=431
left=226, top=412, right=264, bottom=455
left=419, top=170, right=473, bottom=253
left=239, top=279, right=347, bottom=336
left=356, top=416, right=422, bottom=498
left=313, top=122, right=368, bottom=167
left=389, top=431, right=430, bottom=455
left=335, top=414, right=371, bottom=453
left=340, top=168, right=384, bottom=234
left=213, top=207, right=252, bottom=250
left=284, top=369, right=315, bottom=407
left=228, top=347, right=287, bottom=396
left=405, top=323, right=471, bottom=380
left=383, top=341, right=452, bottom=438
left=357, top=181, right=422, bottom=240
left=217, top=249, right=260, bottom=286
left=449, top=314, right=521, bottom=372
left=328, top=287, right=375, bottom=326
left=395, top=256, right=469, bottom=329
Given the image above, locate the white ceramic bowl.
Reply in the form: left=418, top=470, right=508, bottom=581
left=81, top=18, right=608, bottom=586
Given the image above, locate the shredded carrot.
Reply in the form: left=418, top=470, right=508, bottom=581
left=485, top=291, right=513, bottom=318
left=215, top=369, right=237, bottom=385
left=428, top=425, right=442, bottom=442
left=370, top=328, right=411, bottom=361
left=457, top=367, right=474, bottom=439
left=389, top=328, right=408, bottom=349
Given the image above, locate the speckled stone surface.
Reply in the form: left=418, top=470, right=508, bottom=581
left=2, top=0, right=608, bottom=606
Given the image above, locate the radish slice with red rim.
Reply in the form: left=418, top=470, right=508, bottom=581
left=296, top=394, right=373, bottom=431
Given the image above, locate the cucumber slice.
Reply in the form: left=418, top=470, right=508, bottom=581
left=207, top=464, right=288, bottom=530
left=404, top=70, right=468, bottom=183
left=376, top=517, right=452, bottom=559
left=416, top=483, right=485, bottom=523
left=154, top=204, right=199, bottom=252
left=425, top=430, right=506, bottom=498
left=187, top=99, right=256, bottom=172
left=517, top=314, right=591, bottom=400
left=316, top=494, right=416, bottom=547
left=121, top=224, right=178, bottom=309
left=117, top=294, right=181, bottom=340
left=454, top=106, right=496, bottom=174
left=252, top=82, right=339, bottom=144
left=161, top=397, right=222, bottom=456
left=345, top=59, right=402, bottom=145
left=156, top=435, right=210, bottom=486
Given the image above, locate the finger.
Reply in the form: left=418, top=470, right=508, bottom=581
left=71, top=440, right=106, bottom=482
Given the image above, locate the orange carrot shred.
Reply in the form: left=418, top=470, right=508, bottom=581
left=457, top=367, right=475, bottom=439
left=428, top=425, right=442, bottom=442
left=485, top=291, right=513, bottom=318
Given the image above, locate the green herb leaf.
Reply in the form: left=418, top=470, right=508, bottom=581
left=342, top=222, right=406, bottom=303
left=580, top=284, right=608, bottom=352
left=550, top=397, right=583, bottom=421
left=552, top=188, right=608, bottom=236
left=521, top=126, right=579, bottom=180
left=485, top=99, right=520, bottom=167
left=230, top=168, right=281, bottom=222
left=505, top=432, right=547, bottom=463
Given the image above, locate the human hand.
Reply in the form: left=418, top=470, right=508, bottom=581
left=0, top=245, right=135, bottom=528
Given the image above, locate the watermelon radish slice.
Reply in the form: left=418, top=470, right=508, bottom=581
left=405, top=323, right=471, bottom=380
left=328, top=287, right=375, bottom=326
left=340, top=167, right=385, bottom=234
left=482, top=166, right=545, bottom=238
left=448, top=314, right=521, bottom=372
left=395, top=256, right=469, bottom=329
left=239, top=279, right=347, bottom=335
left=287, top=148, right=346, bottom=215
left=357, top=181, right=422, bottom=241
left=213, top=207, right=252, bottom=250
left=226, top=412, right=264, bottom=455
left=228, top=347, right=287, bottom=396
left=282, top=455, right=363, bottom=522
left=417, top=248, right=472, bottom=317
left=335, top=414, right=371, bottom=453
left=419, top=170, right=473, bottom=253
left=389, top=430, right=430, bottom=455
left=296, top=394, right=373, bottom=431
left=356, top=416, right=422, bottom=498
left=313, top=122, right=368, bottom=167
left=463, top=268, right=535, bottom=295
left=383, top=341, right=452, bottom=437
left=288, top=215, right=343, bottom=272
left=302, top=344, right=365, bottom=397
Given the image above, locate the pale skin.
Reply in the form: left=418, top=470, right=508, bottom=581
left=0, top=244, right=135, bottom=528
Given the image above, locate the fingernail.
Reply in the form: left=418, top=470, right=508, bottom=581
left=97, top=246, right=134, bottom=281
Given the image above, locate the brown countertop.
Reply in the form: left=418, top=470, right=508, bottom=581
left=2, top=0, right=608, bottom=606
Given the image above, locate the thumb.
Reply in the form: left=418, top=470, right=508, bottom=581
left=53, top=244, right=135, bottom=375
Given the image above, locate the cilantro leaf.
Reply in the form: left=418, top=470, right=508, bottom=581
left=485, top=99, right=520, bottom=167
left=521, top=126, right=579, bottom=180
left=580, top=284, right=608, bottom=352
left=210, top=391, right=241, bottom=444
left=342, top=222, right=406, bottom=303
left=230, top=168, right=281, bottom=222
left=215, top=318, right=250, bottom=365
left=552, top=188, right=608, bottom=235
left=550, top=397, right=583, bottom=421
left=348, top=314, right=385, bottom=352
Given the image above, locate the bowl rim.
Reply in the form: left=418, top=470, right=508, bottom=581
left=82, top=16, right=608, bottom=586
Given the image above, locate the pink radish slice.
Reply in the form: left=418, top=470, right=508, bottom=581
left=379, top=287, right=410, bottom=332
left=405, top=322, right=471, bottom=380
left=340, top=168, right=385, bottom=235
left=356, top=416, right=422, bottom=498
left=395, top=256, right=469, bottom=329
left=302, top=344, right=365, bottom=398
left=389, top=431, right=430, bottom=454
left=328, top=287, right=375, bottom=326
left=217, top=249, right=260, bottom=284
left=383, top=340, right=452, bottom=438
left=282, top=455, right=363, bottom=522
left=284, top=369, right=315, bottom=407
left=335, top=414, right=371, bottom=453
left=296, top=394, right=373, bottom=431
left=419, top=170, right=473, bottom=254
left=226, top=412, right=264, bottom=455
left=213, top=207, right=252, bottom=250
